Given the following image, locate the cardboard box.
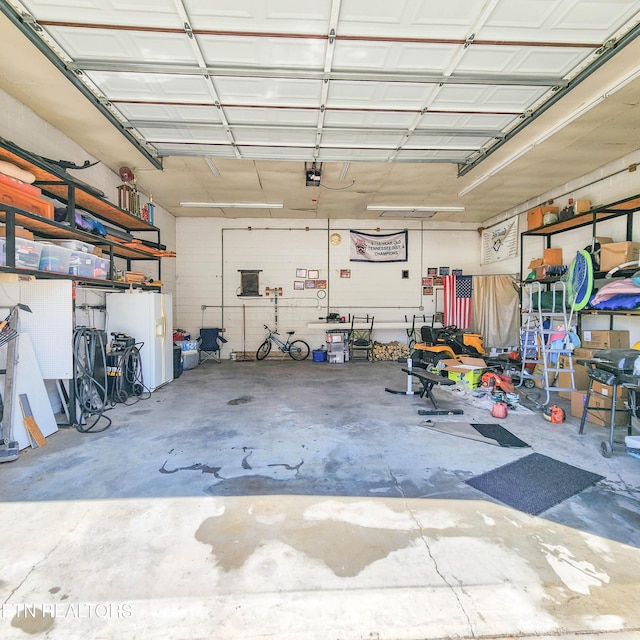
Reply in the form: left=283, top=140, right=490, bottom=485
left=581, top=330, right=629, bottom=350
left=528, top=258, right=544, bottom=269
left=591, top=379, right=628, bottom=399
left=570, top=390, right=588, bottom=419
left=571, top=389, right=628, bottom=426
left=578, top=381, right=629, bottom=427
left=527, top=206, right=559, bottom=230
left=557, top=354, right=591, bottom=399
left=442, top=357, right=486, bottom=389
left=535, top=265, right=548, bottom=280
left=543, top=248, right=563, bottom=266
left=532, top=363, right=556, bottom=389
left=573, top=347, right=599, bottom=359
left=575, top=199, right=591, bottom=214
left=599, top=241, right=640, bottom=272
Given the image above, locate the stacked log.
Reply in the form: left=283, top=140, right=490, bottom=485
left=371, top=341, right=410, bottom=361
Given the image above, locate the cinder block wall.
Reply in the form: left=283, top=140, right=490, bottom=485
left=175, top=219, right=481, bottom=356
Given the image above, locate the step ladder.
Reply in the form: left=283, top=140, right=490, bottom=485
left=520, top=280, right=576, bottom=407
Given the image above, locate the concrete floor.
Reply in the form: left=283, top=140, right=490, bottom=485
left=2, top=358, right=640, bottom=639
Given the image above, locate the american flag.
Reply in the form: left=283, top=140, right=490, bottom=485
left=443, top=275, right=473, bottom=328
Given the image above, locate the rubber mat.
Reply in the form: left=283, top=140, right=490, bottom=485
left=470, top=423, right=529, bottom=448
left=465, top=453, right=604, bottom=515
left=419, top=422, right=528, bottom=448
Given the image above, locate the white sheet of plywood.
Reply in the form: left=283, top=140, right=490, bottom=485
left=0, top=333, right=58, bottom=450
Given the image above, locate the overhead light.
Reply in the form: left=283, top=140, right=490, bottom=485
left=458, top=63, right=640, bottom=198
left=339, top=162, right=350, bottom=181
left=204, top=157, right=220, bottom=177
left=379, top=211, right=437, bottom=218
left=180, top=202, right=283, bottom=208
left=366, top=206, right=465, bottom=212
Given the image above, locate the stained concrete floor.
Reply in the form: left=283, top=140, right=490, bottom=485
left=2, top=359, right=640, bottom=639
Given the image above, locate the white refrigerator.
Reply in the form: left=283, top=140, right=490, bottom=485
left=105, top=291, right=173, bottom=392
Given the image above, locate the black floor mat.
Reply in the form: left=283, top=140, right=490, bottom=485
left=470, top=423, right=529, bottom=448
left=465, top=453, right=604, bottom=515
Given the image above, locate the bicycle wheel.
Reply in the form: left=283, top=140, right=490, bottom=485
left=288, top=340, right=310, bottom=360
left=256, top=340, right=271, bottom=360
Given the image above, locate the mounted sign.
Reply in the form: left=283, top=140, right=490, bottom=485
left=349, top=230, right=408, bottom=262
left=481, top=219, right=518, bottom=265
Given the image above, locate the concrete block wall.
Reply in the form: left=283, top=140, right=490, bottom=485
left=176, top=218, right=481, bottom=356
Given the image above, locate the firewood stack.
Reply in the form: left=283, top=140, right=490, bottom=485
left=371, top=341, right=410, bottom=361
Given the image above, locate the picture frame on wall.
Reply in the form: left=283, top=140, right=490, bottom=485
left=422, top=286, right=433, bottom=295
left=340, top=269, right=351, bottom=278
left=422, top=277, right=433, bottom=286
left=296, top=268, right=307, bottom=278
left=305, top=280, right=316, bottom=289
left=308, top=269, right=319, bottom=279
left=434, top=276, right=444, bottom=286
left=315, top=280, right=327, bottom=289
left=452, top=269, right=463, bottom=276
left=439, top=266, right=450, bottom=276
left=294, top=281, right=304, bottom=290
left=427, top=267, right=437, bottom=275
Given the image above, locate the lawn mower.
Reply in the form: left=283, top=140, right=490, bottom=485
left=410, top=324, right=486, bottom=370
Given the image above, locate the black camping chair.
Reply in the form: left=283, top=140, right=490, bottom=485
left=198, top=328, right=227, bottom=363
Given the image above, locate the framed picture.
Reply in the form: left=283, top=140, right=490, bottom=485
left=296, top=268, right=307, bottom=278
left=422, top=277, right=433, bottom=286
left=315, top=279, right=327, bottom=289
left=305, top=279, right=316, bottom=289
left=308, top=269, right=319, bottom=279
left=439, top=266, right=450, bottom=276
left=422, top=286, right=433, bottom=296
left=340, top=269, right=351, bottom=278
left=427, top=267, right=437, bottom=275
left=452, top=269, right=463, bottom=276
left=294, top=280, right=304, bottom=290
left=434, top=276, right=444, bottom=286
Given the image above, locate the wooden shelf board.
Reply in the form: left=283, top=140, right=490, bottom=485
left=0, top=143, right=156, bottom=233
left=0, top=206, right=154, bottom=260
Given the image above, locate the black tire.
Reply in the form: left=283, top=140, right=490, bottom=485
left=288, top=340, right=310, bottom=360
left=256, top=340, right=271, bottom=361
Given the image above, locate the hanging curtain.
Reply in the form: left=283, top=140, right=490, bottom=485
left=472, top=275, right=520, bottom=349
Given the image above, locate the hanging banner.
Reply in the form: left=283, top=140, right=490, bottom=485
left=349, top=230, right=408, bottom=262
left=481, top=219, right=518, bottom=265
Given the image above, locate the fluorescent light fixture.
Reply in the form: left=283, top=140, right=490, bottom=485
left=180, top=202, right=283, bottom=208
left=366, top=205, right=465, bottom=212
left=204, top=157, right=220, bottom=177
left=379, top=211, right=437, bottom=218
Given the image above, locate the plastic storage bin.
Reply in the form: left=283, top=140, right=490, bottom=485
left=69, top=250, right=95, bottom=277
left=0, top=237, right=44, bottom=269
left=39, top=243, right=73, bottom=273
left=93, top=255, right=109, bottom=279
left=53, top=239, right=95, bottom=253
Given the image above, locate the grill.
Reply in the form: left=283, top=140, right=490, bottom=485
left=576, top=349, right=640, bottom=458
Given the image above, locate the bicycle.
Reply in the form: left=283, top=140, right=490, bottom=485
left=256, top=324, right=310, bottom=361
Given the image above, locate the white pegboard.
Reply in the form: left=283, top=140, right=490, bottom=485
left=16, top=280, right=73, bottom=379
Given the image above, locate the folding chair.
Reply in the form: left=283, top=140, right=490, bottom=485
left=348, top=315, right=374, bottom=361
left=198, top=328, right=227, bottom=363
